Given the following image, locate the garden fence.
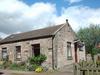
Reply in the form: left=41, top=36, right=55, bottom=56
left=73, top=61, right=100, bottom=75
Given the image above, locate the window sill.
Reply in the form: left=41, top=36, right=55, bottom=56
left=67, top=56, right=73, bottom=60
left=16, top=58, right=21, bottom=61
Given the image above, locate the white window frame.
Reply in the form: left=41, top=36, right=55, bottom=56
left=15, top=46, right=21, bottom=61
left=2, top=48, right=8, bottom=60
left=67, top=42, right=72, bottom=60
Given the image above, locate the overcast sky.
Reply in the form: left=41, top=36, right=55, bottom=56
left=0, top=0, right=100, bottom=38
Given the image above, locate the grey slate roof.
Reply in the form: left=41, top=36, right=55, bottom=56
left=0, top=38, right=2, bottom=41
left=0, top=24, right=64, bottom=44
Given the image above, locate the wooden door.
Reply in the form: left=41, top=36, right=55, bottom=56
left=74, top=42, right=78, bottom=62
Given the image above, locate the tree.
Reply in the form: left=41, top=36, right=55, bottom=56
left=77, top=24, right=100, bottom=60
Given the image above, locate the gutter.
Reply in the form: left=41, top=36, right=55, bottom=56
left=52, top=35, right=55, bottom=69
left=0, top=35, right=52, bottom=45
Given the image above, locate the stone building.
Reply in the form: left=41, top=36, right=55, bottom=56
left=0, top=20, right=85, bottom=69
left=0, top=38, right=2, bottom=41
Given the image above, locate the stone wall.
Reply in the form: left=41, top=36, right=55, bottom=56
left=53, top=23, right=77, bottom=69
left=0, top=37, right=53, bottom=68
left=0, top=23, right=86, bottom=69
left=78, top=45, right=86, bottom=61
left=53, top=23, right=86, bottom=69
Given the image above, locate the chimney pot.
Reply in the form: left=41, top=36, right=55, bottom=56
left=66, top=19, right=68, bottom=22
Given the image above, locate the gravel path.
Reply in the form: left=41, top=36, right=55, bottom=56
left=0, top=70, right=73, bottom=75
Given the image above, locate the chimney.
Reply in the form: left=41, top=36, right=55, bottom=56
left=66, top=19, right=68, bottom=22
left=66, top=19, right=70, bottom=26
left=0, top=38, right=2, bottom=41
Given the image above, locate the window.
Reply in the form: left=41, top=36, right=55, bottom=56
left=78, top=42, right=84, bottom=51
left=67, top=42, right=72, bottom=60
left=15, top=46, right=21, bottom=60
left=2, top=48, right=8, bottom=60
left=79, top=47, right=83, bottom=51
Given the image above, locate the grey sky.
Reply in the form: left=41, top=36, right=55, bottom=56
left=0, top=0, right=100, bottom=38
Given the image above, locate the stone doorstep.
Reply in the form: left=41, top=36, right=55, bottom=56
left=57, top=64, right=73, bottom=72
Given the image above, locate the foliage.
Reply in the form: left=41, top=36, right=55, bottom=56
left=0, top=61, right=4, bottom=69
left=75, top=60, right=100, bottom=75
left=96, top=60, right=100, bottom=66
left=9, top=62, right=26, bottom=71
left=0, top=60, right=12, bottom=69
left=9, top=63, right=19, bottom=69
left=3, top=60, right=12, bottom=69
left=28, top=54, right=47, bottom=71
left=0, top=54, right=47, bottom=71
left=91, top=48, right=100, bottom=55
left=77, top=24, right=100, bottom=60
left=32, top=64, right=39, bottom=70
left=29, top=54, right=47, bottom=65
left=0, top=61, right=4, bottom=65
left=0, top=60, right=11, bottom=69
left=18, top=61, right=26, bottom=66
left=0, top=61, right=26, bottom=70
left=2, top=55, right=9, bottom=61
left=27, top=64, right=38, bottom=71
left=35, top=67, right=43, bottom=73
left=79, top=60, right=100, bottom=67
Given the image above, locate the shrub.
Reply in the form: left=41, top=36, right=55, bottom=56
left=79, top=60, right=100, bottom=67
left=0, top=61, right=4, bottom=65
left=32, top=64, right=38, bottom=70
left=29, top=54, right=47, bottom=65
left=18, top=61, right=26, bottom=66
left=0, top=61, right=4, bottom=69
left=9, top=63, right=19, bottom=70
left=35, top=67, right=43, bottom=73
left=0, top=54, right=47, bottom=71
left=96, top=60, right=100, bottom=66
left=9, top=63, right=26, bottom=71
left=28, top=54, right=47, bottom=71
left=3, top=60, right=12, bottom=69
left=28, top=64, right=39, bottom=71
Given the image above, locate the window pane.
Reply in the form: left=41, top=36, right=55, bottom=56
left=67, top=42, right=72, bottom=60
left=2, top=48, right=8, bottom=60
left=16, top=46, right=21, bottom=60
left=79, top=47, right=83, bottom=51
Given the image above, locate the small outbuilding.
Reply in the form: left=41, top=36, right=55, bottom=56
left=0, top=20, right=86, bottom=69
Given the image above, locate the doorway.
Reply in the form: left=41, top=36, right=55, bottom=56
left=32, top=44, right=40, bottom=56
left=74, top=42, right=78, bottom=62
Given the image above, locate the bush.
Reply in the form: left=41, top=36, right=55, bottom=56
left=35, top=67, right=43, bottom=73
left=0, top=54, right=47, bottom=71
left=0, top=61, right=4, bottom=65
left=32, top=64, right=38, bottom=70
left=29, top=54, right=47, bottom=65
left=28, top=54, right=47, bottom=71
left=18, top=61, right=26, bottom=66
left=27, top=64, right=39, bottom=71
left=79, top=60, right=100, bottom=67
left=2, top=60, right=12, bottom=69
left=0, top=61, right=4, bottom=69
left=9, top=62, right=26, bottom=71
left=96, top=60, right=100, bottom=66
left=9, top=63, right=19, bottom=70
